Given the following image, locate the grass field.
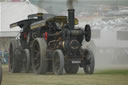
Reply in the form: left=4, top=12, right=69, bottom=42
left=1, top=65, right=128, bottom=85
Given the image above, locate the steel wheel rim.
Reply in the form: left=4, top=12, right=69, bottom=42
left=32, top=41, right=41, bottom=71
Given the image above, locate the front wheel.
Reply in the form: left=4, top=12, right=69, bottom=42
left=64, top=60, right=79, bottom=74
left=83, top=49, right=95, bottom=74
left=53, top=50, right=64, bottom=75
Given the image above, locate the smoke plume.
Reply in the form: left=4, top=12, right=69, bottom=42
left=67, top=0, right=78, bottom=9
left=36, top=0, right=44, bottom=12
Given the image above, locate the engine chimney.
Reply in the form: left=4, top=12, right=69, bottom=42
left=68, top=9, right=75, bottom=29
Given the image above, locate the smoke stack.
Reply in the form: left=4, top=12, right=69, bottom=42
left=68, top=9, right=75, bottom=29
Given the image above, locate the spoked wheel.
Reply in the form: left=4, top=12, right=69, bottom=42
left=31, top=38, right=48, bottom=74
left=0, top=63, right=2, bottom=85
left=9, top=40, right=21, bottom=73
left=64, top=60, right=79, bottom=74
left=53, top=50, right=64, bottom=75
left=83, top=49, right=95, bottom=74
left=84, top=24, right=91, bottom=42
left=22, top=49, right=30, bottom=73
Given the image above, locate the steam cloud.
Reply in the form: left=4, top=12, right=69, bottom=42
left=67, top=0, right=78, bottom=9
left=37, top=0, right=44, bottom=8
left=36, top=0, right=44, bottom=12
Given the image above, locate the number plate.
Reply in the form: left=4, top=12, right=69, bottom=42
left=72, top=61, right=81, bottom=64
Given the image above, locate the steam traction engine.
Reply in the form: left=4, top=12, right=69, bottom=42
left=9, top=9, right=95, bottom=75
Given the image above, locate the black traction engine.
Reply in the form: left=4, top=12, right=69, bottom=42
left=9, top=9, right=95, bottom=75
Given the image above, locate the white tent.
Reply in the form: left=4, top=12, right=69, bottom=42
left=0, top=1, right=47, bottom=37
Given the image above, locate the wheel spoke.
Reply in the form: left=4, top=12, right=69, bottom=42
left=35, top=63, right=40, bottom=70
left=34, top=42, right=39, bottom=50
left=33, top=48, right=38, bottom=54
left=36, top=52, right=40, bottom=58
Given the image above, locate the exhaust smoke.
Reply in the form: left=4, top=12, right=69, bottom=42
left=67, top=0, right=78, bottom=9
left=36, top=0, right=44, bottom=12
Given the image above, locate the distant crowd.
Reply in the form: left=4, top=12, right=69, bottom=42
left=0, top=50, right=9, bottom=64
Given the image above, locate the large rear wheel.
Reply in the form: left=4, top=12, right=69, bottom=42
left=31, top=38, right=48, bottom=74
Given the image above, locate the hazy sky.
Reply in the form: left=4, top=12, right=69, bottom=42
left=29, top=0, right=128, bottom=14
